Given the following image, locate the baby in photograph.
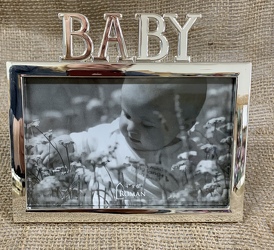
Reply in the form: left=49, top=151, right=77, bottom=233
left=40, top=78, right=227, bottom=207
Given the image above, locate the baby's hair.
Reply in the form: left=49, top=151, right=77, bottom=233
left=169, top=77, right=207, bottom=131
left=122, top=77, right=207, bottom=131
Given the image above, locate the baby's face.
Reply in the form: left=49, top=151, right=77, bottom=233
left=119, top=83, right=180, bottom=151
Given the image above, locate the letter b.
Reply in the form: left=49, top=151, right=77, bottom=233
left=59, top=13, right=93, bottom=60
left=135, top=13, right=169, bottom=61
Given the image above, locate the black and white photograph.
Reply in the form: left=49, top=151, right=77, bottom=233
left=22, top=75, right=235, bottom=210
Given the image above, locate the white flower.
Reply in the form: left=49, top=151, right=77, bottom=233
left=189, top=122, right=199, bottom=132
left=195, top=160, right=219, bottom=175
left=171, top=160, right=190, bottom=171
left=200, top=144, right=217, bottom=151
left=27, top=119, right=40, bottom=129
left=204, top=117, right=226, bottom=129
left=220, top=136, right=232, bottom=144
left=177, top=151, right=197, bottom=160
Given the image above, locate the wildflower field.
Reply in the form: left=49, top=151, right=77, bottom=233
left=23, top=78, right=235, bottom=209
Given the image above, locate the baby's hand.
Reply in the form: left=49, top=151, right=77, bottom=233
left=40, top=135, right=74, bottom=165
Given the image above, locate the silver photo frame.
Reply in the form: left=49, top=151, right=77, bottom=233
left=7, top=62, right=251, bottom=222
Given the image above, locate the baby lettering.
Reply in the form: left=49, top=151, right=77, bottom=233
left=58, top=13, right=201, bottom=62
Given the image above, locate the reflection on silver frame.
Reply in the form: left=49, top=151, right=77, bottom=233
left=7, top=62, right=251, bottom=222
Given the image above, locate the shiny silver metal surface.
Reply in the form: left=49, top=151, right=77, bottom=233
left=7, top=62, right=251, bottom=221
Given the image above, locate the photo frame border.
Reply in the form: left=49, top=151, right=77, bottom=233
left=7, top=62, right=251, bottom=222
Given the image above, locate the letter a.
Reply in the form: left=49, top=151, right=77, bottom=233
left=96, top=13, right=131, bottom=62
